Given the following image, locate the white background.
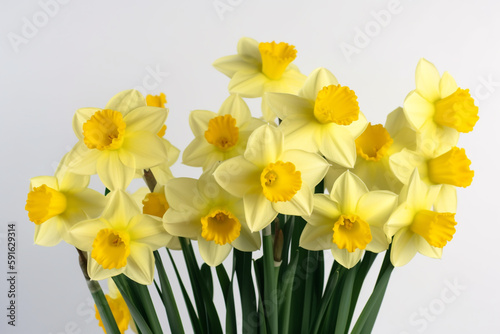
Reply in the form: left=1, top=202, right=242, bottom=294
left=1, top=0, right=499, bottom=333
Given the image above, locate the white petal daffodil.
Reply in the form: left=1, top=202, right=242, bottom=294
left=325, top=107, right=416, bottom=193
left=25, top=158, right=105, bottom=247
left=213, top=37, right=307, bottom=122
left=214, top=124, right=330, bottom=232
left=69, top=190, right=171, bottom=285
left=267, top=67, right=368, bottom=168
left=66, top=90, right=169, bottom=190
left=403, top=58, right=479, bottom=146
left=183, top=94, right=265, bottom=171
left=300, top=171, right=398, bottom=269
left=385, top=169, right=457, bottom=267
left=164, top=165, right=261, bottom=266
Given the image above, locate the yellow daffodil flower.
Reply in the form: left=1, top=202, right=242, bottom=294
left=300, top=171, right=398, bottom=269
left=65, top=90, right=169, bottom=190
left=267, top=67, right=368, bottom=168
left=325, top=107, right=416, bottom=193
left=143, top=93, right=180, bottom=184
left=25, top=156, right=105, bottom=247
left=183, top=94, right=265, bottom=170
left=214, top=125, right=330, bottom=232
left=164, top=165, right=260, bottom=266
left=95, top=279, right=136, bottom=334
left=213, top=37, right=307, bottom=122
left=385, top=169, right=457, bottom=267
left=403, top=58, right=479, bottom=146
left=132, top=185, right=181, bottom=250
left=69, top=190, right=171, bottom=285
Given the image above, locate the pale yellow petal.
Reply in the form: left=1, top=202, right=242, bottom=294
left=125, top=243, right=155, bottom=285
left=244, top=125, right=283, bottom=167
left=57, top=171, right=90, bottom=192
left=96, top=152, right=135, bottom=191
left=266, top=92, right=313, bottom=120
left=123, top=106, right=168, bottom=134
left=165, top=178, right=206, bottom=212
left=439, top=71, right=458, bottom=98
left=121, top=131, right=167, bottom=169
left=330, top=171, right=368, bottom=214
left=231, top=219, right=261, bottom=252
left=101, top=190, right=141, bottom=228
left=182, top=136, right=220, bottom=169
left=331, top=246, right=363, bottom=269
left=88, top=257, right=124, bottom=281
left=69, top=218, right=109, bottom=251
left=72, top=108, right=101, bottom=140
left=128, top=214, right=171, bottom=250
left=214, top=156, right=261, bottom=197
left=389, top=149, right=425, bottom=185
left=384, top=204, right=414, bottom=238
left=434, top=184, right=457, bottom=213
left=403, top=91, right=435, bottom=130
left=416, top=236, right=443, bottom=259
left=299, top=67, right=339, bottom=102
left=30, top=176, right=58, bottom=190
left=219, top=94, right=251, bottom=125
left=67, top=188, right=106, bottom=219
left=304, top=194, right=340, bottom=227
left=299, top=224, right=333, bottom=251
left=261, top=94, right=277, bottom=122
left=213, top=55, right=257, bottom=78
left=272, top=184, right=313, bottom=216
left=365, top=226, right=390, bottom=253
left=243, top=192, right=277, bottom=232
left=189, top=110, right=217, bottom=137
left=390, top=228, right=418, bottom=267
left=105, top=90, right=146, bottom=116
left=415, top=58, right=441, bottom=102
left=279, top=113, right=320, bottom=153
left=345, top=111, right=368, bottom=138
left=237, top=37, right=261, bottom=62
left=229, top=70, right=267, bottom=98
left=34, top=216, right=63, bottom=247
left=198, top=238, right=232, bottom=267
left=356, top=191, right=398, bottom=228
left=163, top=208, right=201, bottom=239
left=279, top=149, right=329, bottom=188
left=319, top=125, right=357, bottom=168
left=65, top=141, right=101, bottom=175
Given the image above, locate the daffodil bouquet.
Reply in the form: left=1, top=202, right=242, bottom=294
left=25, top=37, right=478, bottom=334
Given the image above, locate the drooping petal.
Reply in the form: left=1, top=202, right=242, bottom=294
left=229, top=70, right=267, bottom=98
left=331, top=245, right=363, bottom=269
left=125, top=243, right=155, bottom=285
left=390, top=228, right=418, bottom=267
left=72, top=108, right=101, bottom=140
left=304, top=194, right=341, bottom=227
left=219, top=94, right=251, bottom=125
left=243, top=192, right=277, bottom=232
left=279, top=149, right=329, bottom=188
left=244, top=125, right=283, bottom=167
left=105, top=90, right=146, bottom=117
left=330, top=171, right=368, bottom=214
left=213, top=156, right=261, bottom=197
left=272, top=184, right=313, bottom=216
left=415, top=58, right=441, bottom=102
left=96, top=152, right=135, bottom=191
left=299, top=224, right=333, bottom=251
left=198, top=238, right=233, bottom=267
left=189, top=110, right=218, bottom=137
left=121, top=131, right=167, bottom=169
left=299, top=67, right=339, bottom=102
left=213, top=55, right=257, bottom=78
left=123, top=106, right=168, bottom=134
left=403, top=91, right=435, bottom=130
left=356, top=191, right=398, bottom=228
left=319, top=125, right=357, bottom=168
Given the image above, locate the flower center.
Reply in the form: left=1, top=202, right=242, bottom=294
left=146, top=92, right=167, bottom=108
left=355, top=123, right=393, bottom=162
left=142, top=192, right=169, bottom=218
left=332, top=214, right=372, bottom=253
left=95, top=295, right=131, bottom=333
left=427, top=147, right=474, bottom=187
left=410, top=210, right=456, bottom=248
left=25, top=185, right=67, bottom=225
left=258, top=41, right=297, bottom=80
left=91, top=228, right=131, bottom=269
left=204, top=114, right=239, bottom=151
left=83, top=109, right=126, bottom=150
left=314, top=85, right=360, bottom=125
left=201, top=209, right=241, bottom=245
left=434, top=88, right=479, bottom=133
left=260, top=161, right=302, bottom=203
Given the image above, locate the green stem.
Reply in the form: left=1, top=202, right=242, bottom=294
left=262, top=225, right=278, bottom=334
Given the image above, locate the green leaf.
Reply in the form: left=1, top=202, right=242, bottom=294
left=234, top=250, right=258, bottom=334
left=262, top=227, right=279, bottom=334
left=216, top=264, right=231, bottom=303
left=335, top=266, right=357, bottom=334
left=88, top=280, right=121, bottom=334
left=166, top=249, right=204, bottom=334
left=154, top=251, right=185, bottom=334
left=124, top=276, right=163, bottom=333
left=278, top=249, right=299, bottom=334
left=201, top=263, right=214, bottom=300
